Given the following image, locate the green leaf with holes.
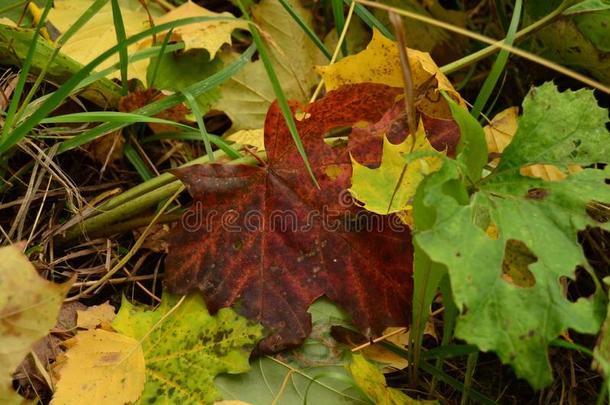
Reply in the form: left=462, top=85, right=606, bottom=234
left=112, top=293, right=262, bottom=404
left=413, top=82, right=610, bottom=389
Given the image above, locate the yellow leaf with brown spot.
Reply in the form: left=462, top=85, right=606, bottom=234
left=316, top=29, right=464, bottom=119
left=51, top=329, right=145, bottom=405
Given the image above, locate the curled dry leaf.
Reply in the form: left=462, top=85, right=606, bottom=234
left=76, top=302, right=116, bottom=330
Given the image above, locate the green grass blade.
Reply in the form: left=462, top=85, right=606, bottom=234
left=141, top=132, right=243, bottom=160
left=182, top=89, right=214, bottom=161
left=110, top=0, right=129, bottom=95
left=148, top=28, right=174, bottom=88
left=419, top=361, right=496, bottom=405
left=55, top=44, right=255, bottom=154
left=278, top=0, right=331, bottom=60
left=124, top=142, right=154, bottom=181
left=237, top=0, right=318, bottom=187
left=0, top=15, right=243, bottom=155
left=331, top=0, right=348, bottom=56
left=41, top=111, right=192, bottom=130
left=343, top=0, right=394, bottom=40
left=1, top=0, right=53, bottom=142
left=470, top=0, right=522, bottom=118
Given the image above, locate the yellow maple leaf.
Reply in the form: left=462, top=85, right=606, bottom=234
left=350, top=122, right=442, bottom=216
left=51, top=329, right=145, bottom=405
left=0, top=245, right=72, bottom=403
left=317, top=29, right=464, bottom=119
left=484, top=107, right=582, bottom=181
left=48, top=0, right=162, bottom=84
left=143, top=1, right=247, bottom=56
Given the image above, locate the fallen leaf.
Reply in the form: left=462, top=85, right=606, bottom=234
left=213, top=0, right=325, bottom=130
left=484, top=106, right=582, bottom=181
left=166, top=83, right=413, bottom=353
left=0, top=245, right=72, bottom=403
left=349, top=354, right=437, bottom=404
left=112, top=293, right=262, bottom=404
left=51, top=329, right=145, bottom=405
left=224, top=128, right=265, bottom=151
left=350, top=121, right=442, bottom=215
left=143, top=1, right=247, bottom=56
left=76, top=302, right=116, bottom=330
left=316, top=29, right=464, bottom=119
left=48, top=0, right=163, bottom=84
left=82, top=130, right=125, bottom=166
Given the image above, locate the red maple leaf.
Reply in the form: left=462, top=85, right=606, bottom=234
left=165, top=83, right=457, bottom=352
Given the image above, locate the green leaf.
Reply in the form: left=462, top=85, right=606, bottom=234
left=0, top=245, right=72, bottom=403
left=147, top=51, right=223, bottom=114
left=215, top=299, right=370, bottom=405
left=593, top=277, right=610, bottom=395
left=566, top=0, right=610, bottom=14
left=525, top=1, right=610, bottom=82
left=414, top=83, right=610, bottom=389
left=498, top=82, right=610, bottom=172
left=112, top=293, right=263, bottom=404
left=444, top=94, right=487, bottom=182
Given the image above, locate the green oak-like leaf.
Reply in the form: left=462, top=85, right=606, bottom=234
left=498, top=82, right=610, bottom=171
left=414, top=83, right=610, bottom=389
left=112, top=293, right=262, bottom=404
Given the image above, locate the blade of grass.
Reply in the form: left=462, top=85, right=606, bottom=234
left=148, top=28, right=174, bottom=88
left=141, top=132, right=242, bottom=159
left=182, top=89, right=214, bottom=161
left=419, top=360, right=495, bottom=405
left=236, top=0, right=318, bottom=187
left=278, top=0, right=331, bottom=60
left=460, top=352, right=479, bottom=405
left=331, top=0, right=348, bottom=56
left=470, top=0, right=522, bottom=118
left=0, top=15, right=245, bottom=155
left=124, top=142, right=153, bottom=181
left=343, top=0, right=394, bottom=40
left=41, top=111, right=194, bottom=128
left=1, top=0, right=53, bottom=143
left=110, top=0, right=129, bottom=95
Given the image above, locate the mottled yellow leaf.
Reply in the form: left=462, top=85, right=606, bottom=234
left=349, top=354, right=437, bottom=404
left=484, top=107, right=582, bottom=181
left=350, top=123, right=442, bottom=215
left=51, top=329, right=145, bottom=405
left=76, top=302, right=116, bottom=330
left=225, top=128, right=264, bottom=151
left=0, top=245, right=71, bottom=404
left=48, top=0, right=162, bottom=84
left=213, top=0, right=325, bottom=130
left=144, top=1, right=247, bottom=56
left=317, top=29, right=463, bottom=119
